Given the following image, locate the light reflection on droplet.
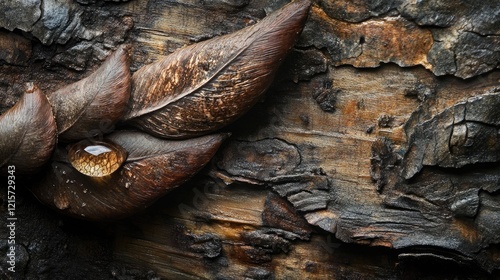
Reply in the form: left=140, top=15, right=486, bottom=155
left=67, top=139, right=127, bottom=177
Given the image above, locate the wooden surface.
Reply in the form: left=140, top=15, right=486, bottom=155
left=1, top=0, right=500, bottom=279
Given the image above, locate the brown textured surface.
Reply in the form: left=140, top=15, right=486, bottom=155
left=67, top=140, right=127, bottom=177
left=0, top=30, right=32, bottom=66
left=1, top=0, right=500, bottom=279
left=0, top=83, right=56, bottom=174
left=30, top=132, right=227, bottom=220
left=48, top=46, right=131, bottom=141
left=124, top=0, right=311, bottom=138
left=305, top=6, right=433, bottom=69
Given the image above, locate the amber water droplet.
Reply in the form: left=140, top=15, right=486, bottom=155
left=54, top=195, right=70, bottom=210
left=68, top=140, right=127, bottom=177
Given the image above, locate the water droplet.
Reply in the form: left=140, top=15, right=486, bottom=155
left=83, top=189, right=88, bottom=194
left=67, top=139, right=127, bottom=177
left=54, top=196, right=70, bottom=210
left=81, top=203, right=87, bottom=207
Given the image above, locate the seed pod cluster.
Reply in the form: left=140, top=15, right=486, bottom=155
left=0, top=0, right=311, bottom=220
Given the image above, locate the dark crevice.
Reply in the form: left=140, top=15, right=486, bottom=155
left=463, top=29, right=500, bottom=38
left=419, top=161, right=500, bottom=176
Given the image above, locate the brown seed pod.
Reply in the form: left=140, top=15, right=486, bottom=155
left=49, top=45, right=131, bottom=141
left=0, top=83, right=57, bottom=174
left=123, top=0, right=312, bottom=139
left=30, top=131, right=228, bottom=220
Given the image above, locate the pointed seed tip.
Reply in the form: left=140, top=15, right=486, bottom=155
left=25, top=82, right=37, bottom=93
left=219, top=132, right=232, bottom=141
left=117, top=44, right=132, bottom=56
left=291, top=0, right=312, bottom=9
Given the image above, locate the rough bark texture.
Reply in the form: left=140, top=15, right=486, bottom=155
left=1, top=0, right=500, bottom=279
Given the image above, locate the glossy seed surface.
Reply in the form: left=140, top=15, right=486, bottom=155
left=68, top=140, right=127, bottom=177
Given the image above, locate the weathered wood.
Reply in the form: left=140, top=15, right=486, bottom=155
left=1, top=0, right=500, bottom=279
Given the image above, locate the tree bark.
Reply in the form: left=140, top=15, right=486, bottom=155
left=1, top=0, right=500, bottom=279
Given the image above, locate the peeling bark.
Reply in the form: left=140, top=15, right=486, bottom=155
left=403, top=92, right=500, bottom=179
left=1, top=0, right=500, bottom=279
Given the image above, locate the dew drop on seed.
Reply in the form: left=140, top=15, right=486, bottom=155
left=67, top=139, right=127, bottom=177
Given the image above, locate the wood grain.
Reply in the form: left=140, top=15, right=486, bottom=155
left=1, top=0, right=500, bottom=279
